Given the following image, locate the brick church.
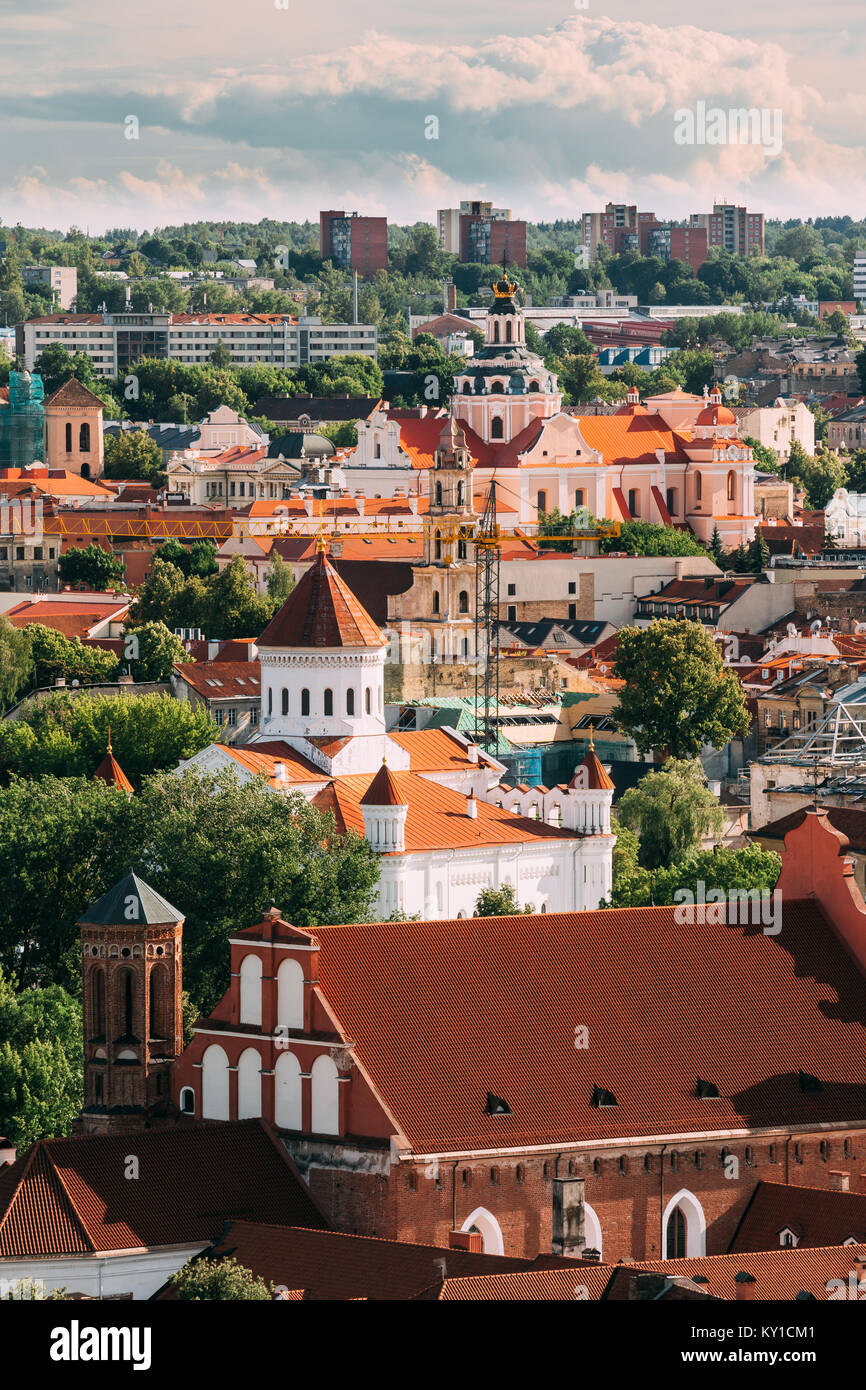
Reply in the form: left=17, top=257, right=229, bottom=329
left=78, top=808, right=866, bottom=1264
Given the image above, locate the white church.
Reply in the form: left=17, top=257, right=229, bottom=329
left=177, top=548, right=616, bottom=918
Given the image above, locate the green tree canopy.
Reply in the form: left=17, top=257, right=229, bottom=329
left=124, top=621, right=192, bottom=682
left=0, top=968, right=82, bottom=1148
left=171, top=1256, right=273, bottom=1301
left=57, top=543, right=125, bottom=591
left=27, top=624, right=119, bottom=688
left=614, top=759, right=725, bottom=870
left=608, top=843, right=780, bottom=909
left=613, top=619, right=750, bottom=758
left=473, top=884, right=532, bottom=916
left=0, top=618, right=33, bottom=712
left=102, top=430, right=165, bottom=483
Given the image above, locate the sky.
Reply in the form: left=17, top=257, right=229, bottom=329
left=0, top=0, right=864, bottom=234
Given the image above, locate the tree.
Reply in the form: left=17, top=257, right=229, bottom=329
left=732, top=542, right=751, bottom=573
left=608, top=843, right=780, bottom=908
left=598, top=521, right=707, bottom=558
left=57, top=542, right=125, bottom=591
left=741, top=436, right=780, bottom=473
left=0, top=690, right=215, bottom=786
left=266, top=553, right=295, bottom=605
left=103, top=430, right=165, bottom=483
left=790, top=448, right=847, bottom=509
left=0, top=618, right=32, bottom=711
left=473, top=884, right=532, bottom=916
left=0, top=968, right=82, bottom=1147
left=709, top=525, right=725, bottom=568
left=0, top=770, right=380, bottom=1008
left=124, top=621, right=191, bottom=681
left=750, top=530, right=771, bottom=572
left=203, top=556, right=275, bottom=639
left=171, top=1256, right=273, bottom=1301
left=27, top=624, right=119, bottom=688
left=208, top=339, right=233, bottom=369
left=613, top=620, right=750, bottom=759
left=615, top=759, right=724, bottom=870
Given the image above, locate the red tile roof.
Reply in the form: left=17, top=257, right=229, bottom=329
left=183, top=1220, right=581, bottom=1301
left=257, top=551, right=385, bottom=649
left=43, top=379, right=107, bottom=410
left=360, top=762, right=406, bottom=807
left=731, top=1180, right=866, bottom=1253
left=757, top=806, right=866, bottom=852
left=309, top=899, right=866, bottom=1153
left=92, top=750, right=133, bottom=793
left=217, top=741, right=326, bottom=787
left=0, top=1121, right=326, bottom=1257
left=173, top=661, right=261, bottom=699
left=574, top=412, right=691, bottom=465
left=311, top=770, right=575, bottom=855
left=573, top=749, right=614, bottom=790
left=603, top=1244, right=866, bottom=1301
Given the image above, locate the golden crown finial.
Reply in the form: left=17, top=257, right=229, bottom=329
left=315, top=533, right=326, bottom=555
left=589, top=722, right=594, bottom=751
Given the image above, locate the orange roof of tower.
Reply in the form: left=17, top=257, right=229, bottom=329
left=360, top=761, right=406, bottom=807
left=257, top=549, right=385, bottom=649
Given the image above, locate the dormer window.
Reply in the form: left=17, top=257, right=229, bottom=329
left=484, top=1092, right=512, bottom=1116
left=591, top=1085, right=617, bottom=1108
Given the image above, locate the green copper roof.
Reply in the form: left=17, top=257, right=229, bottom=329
left=78, top=872, right=184, bottom=927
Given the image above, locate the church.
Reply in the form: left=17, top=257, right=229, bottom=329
left=177, top=546, right=616, bottom=919
left=349, top=274, right=758, bottom=547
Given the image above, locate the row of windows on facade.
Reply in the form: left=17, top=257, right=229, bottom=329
left=0, top=546, right=56, bottom=562
left=189, top=1045, right=340, bottom=1135
left=88, top=964, right=172, bottom=1042
left=266, top=685, right=381, bottom=718
left=213, top=706, right=258, bottom=727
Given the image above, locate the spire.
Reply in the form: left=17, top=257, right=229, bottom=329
left=106, top=723, right=112, bottom=756
left=588, top=722, right=594, bottom=751
left=360, top=761, right=407, bottom=807
left=257, top=548, right=386, bottom=649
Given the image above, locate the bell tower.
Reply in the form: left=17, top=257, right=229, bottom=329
left=424, top=417, right=475, bottom=565
left=78, top=872, right=184, bottom=1134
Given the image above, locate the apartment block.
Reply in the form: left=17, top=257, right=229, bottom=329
left=20, top=265, right=78, bottom=310
left=580, top=204, right=658, bottom=259
left=854, top=255, right=866, bottom=306
left=437, top=200, right=512, bottom=253
left=319, top=210, right=388, bottom=275
left=690, top=202, right=765, bottom=255
left=17, top=312, right=378, bottom=379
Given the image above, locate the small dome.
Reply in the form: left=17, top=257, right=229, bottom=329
left=696, top=404, right=736, bottom=427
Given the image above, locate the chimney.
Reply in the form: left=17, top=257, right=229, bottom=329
left=828, top=1171, right=851, bottom=1192
left=466, top=790, right=478, bottom=819
left=581, top=1247, right=601, bottom=1262
left=466, top=741, right=479, bottom=764
left=552, top=1177, right=586, bottom=1257
left=273, top=761, right=285, bottom=781
left=433, top=1258, right=447, bottom=1282
left=449, top=1230, right=482, bottom=1253
left=208, top=639, right=220, bottom=660
left=734, top=1271, right=756, bottom=1301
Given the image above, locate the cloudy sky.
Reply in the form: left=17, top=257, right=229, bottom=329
left=1, top=0, right=864, bottom=233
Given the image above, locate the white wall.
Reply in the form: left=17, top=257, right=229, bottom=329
left=0, top=1246, right=206, bottom=1301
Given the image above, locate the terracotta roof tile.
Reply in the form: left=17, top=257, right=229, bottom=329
left=360, top=762, right=406, bottom=807
left=91, top=751, right=133, bottom=793
left=732, top=1180, right=866, bottom=1253
left=0, top=1121, right=326, bottom=1258
left=43, top=379, right=107, bottom=410
left=604, top=1244, right=866, bottom=1301
left=257, top=551, right=385, bottom=649
left=310, top=899, right=866, bottom=1153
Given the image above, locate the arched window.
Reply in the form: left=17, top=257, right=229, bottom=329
left=537, top=490, right=547, bottom=515
left=529, top=380, right=540, bottom=392
left=277, top=958, right=304, bottom=1030
left=80, top=462, right=90, bottom=479
left=179, top=1086, right=195, bottom=1115
left=324, top=687, right=333, bottom=717
left=433, top=591, right=440, bottom=615
left=458, top=589, right=469, bottom=613
left=118, top=969, right=135, bottom=1038
left=491, top=381, right=504, bottom=394
left=505, top=320, right=513, bottom=343
left=695, top=471, right=702, bottom=501
left=268, top=688, right=273, bottom=715
left=311, top=1054, right=340, bottom=1135
left=239, top=953, right=262, bottom=1027
left=666, top=1207, right=686, bottom=1259
left=575, top=489, right=585, bottom=508
left=493, top=321, right=500, bottom=343
left=435, top=481, right=443, bottom=506
left=79, top=422, right=91, bottom=452
left=727, top=470, right=736, bottom=502
left=435, top=529, right=442, bottom=560
left=365, top=687, right=371, bottom=715
left=281, top=688, right=288, bottom=716
left=237, top=1047, right=262, bottom=1120
left=301, top=688, right=310, bottom=717
left=666, top=486, right=677, bottom=517
left=459, top=1207, right=505, bottom=1256
left=65, top=422, right=72, bottom=452
left=549, top=803, right=563, bottom=826
left=92, top=968, right=106, bottom=1038
left=346, top=688, right=355, bottom=716
left=457, top=480, right=465, bottom=506
left=662, top=1190, right=707, bottom=1258
left=201, top=1044, right=230, bottom=1120
left=628, top=489, right=639, bottom=517
left=148, top=963, right=168, bottom=1040
left=274, top=1050, right=302, bottom=1130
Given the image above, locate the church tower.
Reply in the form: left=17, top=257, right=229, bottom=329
left=78, top=873, right=184, bottom=1134
left=424, top=417, right=475, bottom=566
left=450, top=274, right=561, bottom=445
left=43, top=378, right=106, bottom=479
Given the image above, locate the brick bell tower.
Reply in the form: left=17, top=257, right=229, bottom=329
left=78, top=872, right=184, bottom=1134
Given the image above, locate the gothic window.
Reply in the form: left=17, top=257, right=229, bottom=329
left=324, top=687, right=333, bottom=717
left=118, top=969, right=135, bottom=1038
left=277, top=958, right=304, bottom=1030
left=491, top=418, right=504, bottom=440
left=79, top=423, right=91, bottom=452
left=148, top=964, right=168, bottom=1039
left=435, top=529, right=442, bottom=560
left=529, top=380, right=540, bottom=392
left=92, top=968, right=106, bottom=1038
left=666, top=1207, right=686, bottom=1259
left=491, top=381, right=504, bottom=394
left=695, top=472, right=702, bottom=501
left=457, top=481, right=465, bottom=506
left=505, top=320, right=513, bottom=343
left=202, top=1044, right=230, bottom=1120
left=237, top=1047, right=262, bottom=1120
left=275, top=1050, right=302, bottom=1129
left=301, top=688, right=310, bottom=717
left=493, top=321, right=500, bottom=343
